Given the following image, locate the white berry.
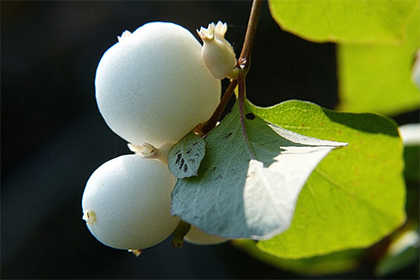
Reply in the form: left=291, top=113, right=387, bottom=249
left=184, top=225, right=228, bottom=245
left=82, top=154, right=180, bottom=250
left=95, top=22, right=221, bottom=147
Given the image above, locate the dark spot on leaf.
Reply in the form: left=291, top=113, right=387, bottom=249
left=175, top=153, right=182, bottom=165
left=223, top=132, right=233, bottom=140
left=192, top=141, right=198, bottom=146
left=178, top=158, right=185, bottom=170
left=183, top=165, right=188, bottom=172
left=246, top=113, right=255, bottom=120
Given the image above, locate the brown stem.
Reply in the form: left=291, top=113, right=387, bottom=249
left=238, top=0, right=263, bottom=71
left=196, top=79, right=238, bottom=135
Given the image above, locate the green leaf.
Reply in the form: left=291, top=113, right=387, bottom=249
left=233, top=239, right=364, bottom=276
left=171, top=101, right=346, bottom=239
left=249, top=100, right=406, bottom=258
left=168, top=131, right=205, bottom=178
left=268, top=0, right=419, bottom=44
left=336, top=6, right=420, bottom=116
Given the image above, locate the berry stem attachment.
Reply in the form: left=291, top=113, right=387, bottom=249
left=196, top=79, right=238, bottom=135
left=128, top=249, right=143, bottom=257
left=171, top=220, right=192, bottom=248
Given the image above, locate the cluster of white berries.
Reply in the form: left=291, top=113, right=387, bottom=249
left=81, top=21, right=236, bottom=252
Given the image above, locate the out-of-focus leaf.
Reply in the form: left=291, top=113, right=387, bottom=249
left=268, top=0, right=419, bottom=44
left=336, top=6, right=420, bottom=116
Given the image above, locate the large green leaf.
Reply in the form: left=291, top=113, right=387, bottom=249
left=268, top=0, right=418, bottom=44
left=336, top=6, right=420, bottom=116
left=171, top=101, right=345, bottom=240
left=249, top=100, right=406, bottom=258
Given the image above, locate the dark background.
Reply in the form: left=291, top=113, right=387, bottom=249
left=1, top=1, right=418, bottom=279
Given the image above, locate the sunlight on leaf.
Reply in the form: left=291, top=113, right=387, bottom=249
left=171, top=101, right=346, bottom=240
left=268, top=0, right=419, bottom=44
left=250, top=100, right=406, bottom=258
left=336, top=6, right=420, bottom=116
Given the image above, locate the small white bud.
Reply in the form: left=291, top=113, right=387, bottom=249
left=198, top=21, right=237, bottom=79
left=117, top=30, right=132, bottom=42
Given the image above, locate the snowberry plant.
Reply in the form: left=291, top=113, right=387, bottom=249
left=82, top=0, right=419, bottom=276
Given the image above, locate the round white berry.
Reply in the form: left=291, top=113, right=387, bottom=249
left=95, top=22, right=221, bottom=147
left=82, top=154, right=179, bottom=250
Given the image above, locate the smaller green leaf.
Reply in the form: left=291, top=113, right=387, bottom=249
left=268, top=0, right=419, bottom=44
left=168, top=131, right=205, bottom=178
left=337, top=6, right=420, bottom=116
